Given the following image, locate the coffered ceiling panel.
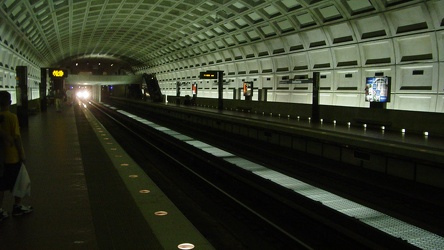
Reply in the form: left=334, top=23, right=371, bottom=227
left=0, top=0, right=426, bottom=71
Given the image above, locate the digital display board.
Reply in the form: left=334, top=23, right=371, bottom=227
left=50, top=69, right=67, bottom=78
left=199, top=72, right=217, bottom=79
left=200, top=71, right=222, bottom=79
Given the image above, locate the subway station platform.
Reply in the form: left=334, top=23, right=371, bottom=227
left=0, top=103, right=213, bottom=249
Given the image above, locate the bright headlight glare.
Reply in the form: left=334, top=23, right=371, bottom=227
left=76, top=90, right=90, bottom=99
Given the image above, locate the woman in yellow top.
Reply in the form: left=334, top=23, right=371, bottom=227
left=0, top=91, right=32, bottom=221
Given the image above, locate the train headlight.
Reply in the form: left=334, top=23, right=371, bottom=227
left=76, top=90, right=90, bottom=99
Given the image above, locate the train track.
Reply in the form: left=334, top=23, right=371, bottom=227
left=81, top=101, right=425, bottom=249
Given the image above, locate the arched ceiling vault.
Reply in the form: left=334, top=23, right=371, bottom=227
left=0, top=0, right=429, bottom=73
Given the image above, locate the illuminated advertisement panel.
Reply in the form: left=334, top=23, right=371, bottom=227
left=192, top=83, right=197, bottom=95
left=243, top=81, right=253, bottom=97
left=365, top=77, right=391, bottom=103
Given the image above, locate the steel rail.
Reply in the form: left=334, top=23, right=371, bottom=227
left=86, top=101, right=313, bottom=249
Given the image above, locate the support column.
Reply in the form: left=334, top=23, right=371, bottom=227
left=16, top=66, right=28, bottom=127
left=312, top=72, right=320, bottom=123
left=217, top=71, right=223, bottom=110
left=93, top=84, right=101, bottom=102
left=40, top=68, right=47, bottom=112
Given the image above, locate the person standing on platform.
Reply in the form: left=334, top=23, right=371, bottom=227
left=0, top=91, right=32, bottom=222
left=65, top=88, right=73, bottom=106
left=55, top=88, right=66, bottom=112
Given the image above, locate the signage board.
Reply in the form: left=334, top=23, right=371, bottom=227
left=50, top=69, right=67, bottom=78
left=199, top=71, right=220, bottom=79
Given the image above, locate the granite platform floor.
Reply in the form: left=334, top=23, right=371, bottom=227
left=0, top=103, right=163, bottom=249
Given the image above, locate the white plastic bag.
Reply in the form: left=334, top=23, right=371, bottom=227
left=12, top=163, right=31, bottom=198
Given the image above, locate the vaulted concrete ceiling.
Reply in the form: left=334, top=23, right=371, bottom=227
left=0, top=0, right=422, bottom=72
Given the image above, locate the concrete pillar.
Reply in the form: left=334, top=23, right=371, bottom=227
left=92, top=84, right=101, bottom=102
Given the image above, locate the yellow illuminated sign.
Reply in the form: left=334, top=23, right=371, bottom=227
left=199, top=71, right=219, bottom=79
left=51, top=69, right=66, bottom=78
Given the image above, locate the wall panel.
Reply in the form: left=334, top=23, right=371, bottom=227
left=282, top=33, right=305, bottom=52
left=360, top=40, right=394, bottom=66
left=259, top=58, right=273, bottom=73
left=253, top=41, right=270, bottom=57
left=332, top=45, right=360, bottom=68
left=427, top=0, right=444, bottom=30
left=385, top=4, right=431, bottom=36
left=436, top=94, right=444, bottom=113
left=320, top=71, right=333, bottom=92
left=225, top=77, right=237, bottom=88
left=351, top=14, right=388, bottom=42
left=320, top=93, right=333, bottom=105
left=246, top=59, right=259, bottom=74
left=308, top=49, right=332, bottom=70
left=289, top=52, right=309, bottom=71
left=334, top=69, right=361, bottom=92
left=226, top=63, right=236, bottom=75
left=333, top=93, right=361, bottom=107
left=439, top=63, right=444, bottom=94
left=236, top=61, right=247, bottom=75
left=290, top=92, right=311, bottom=104
left=241, top=45, right=256, bottom=59
left=393, top=95, right=437, bottom=112
left=302, top=28, right=328, bottom=49
left=268, top=37, right=286, bottom=55
left=261, top=75, right=274, bottom=89
left=275, top=92, right=291, bottom=103
left=394, top=34, right=436, bottom=64
left=396, top=64, right=438, bottom=93
left=437, top=31, right=444, bottom=61
left=273, top=55, right=290, bottom=73
left=325, top=22, right=355, bottom=46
